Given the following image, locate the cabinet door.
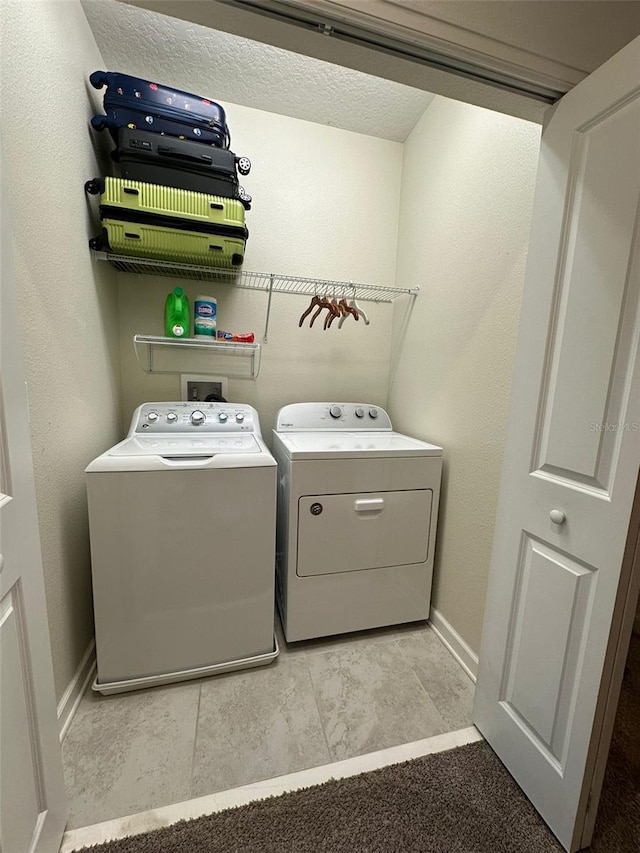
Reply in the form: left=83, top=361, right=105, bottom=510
left=297, top=490, right=432, bottom=576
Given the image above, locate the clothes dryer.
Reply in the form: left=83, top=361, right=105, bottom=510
left=272, top=402, right=443, bottom=642
left=86, top=401, right=278, bottom=694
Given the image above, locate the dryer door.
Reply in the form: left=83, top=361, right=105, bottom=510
left=297, top=489, right=432, bottom=576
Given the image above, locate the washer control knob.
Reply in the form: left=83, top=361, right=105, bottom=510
left=190, top=410, right=206, bottom=426
left=166, top=412, right=178, bottom=424
left=369, top=408, right=379, bottom=419
left=218, top=412, right=229, bottom=423
left=236, top=412, right=245, bottom=423
left=147, top=412, right=159, bottom=423
left=355, top=407, right=365, bottom=418
left=329, top=405, right=343, bottom=419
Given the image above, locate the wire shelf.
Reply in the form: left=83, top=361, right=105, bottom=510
left=133, top=335, right=261, bottom=379
left=92, top=251, right=418, bottom=303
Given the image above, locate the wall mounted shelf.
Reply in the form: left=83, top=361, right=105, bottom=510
left=133, top=335, right=261, bottom=379
left=92, top=250, right=419, bottom=341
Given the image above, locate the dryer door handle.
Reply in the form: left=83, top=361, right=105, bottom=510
left=353, top=498, right=385, bottom=512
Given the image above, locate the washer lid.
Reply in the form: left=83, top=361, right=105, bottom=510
left=86, top=433, right=276, bottom=472
left=273, top=431, right=442, bottom=460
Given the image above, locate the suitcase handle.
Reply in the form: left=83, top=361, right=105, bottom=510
left=157, top=145, right=213, bottom=165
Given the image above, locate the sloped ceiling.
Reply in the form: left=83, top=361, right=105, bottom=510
left=82, top=0, right=435, bottom=141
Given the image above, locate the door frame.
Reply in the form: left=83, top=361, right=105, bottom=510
left=577, top=473, right=640, bottom=846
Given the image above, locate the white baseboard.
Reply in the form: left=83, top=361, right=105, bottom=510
left=57, top=639, right=96, bottom=742
left=428, top=607, right=479, bottom=682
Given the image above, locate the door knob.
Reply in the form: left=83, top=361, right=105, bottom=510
left=550, top=509, right=566, bottom=525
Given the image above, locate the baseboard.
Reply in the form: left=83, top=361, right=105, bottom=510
left=428, top=607, right=479, bottom=682
left=57, top=639, right=96, bottom=742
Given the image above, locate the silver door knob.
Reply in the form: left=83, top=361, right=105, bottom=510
left=550, top=509, right=566, bottom=525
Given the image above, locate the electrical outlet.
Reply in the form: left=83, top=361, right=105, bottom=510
left=180, top=374, right=229, bottom=402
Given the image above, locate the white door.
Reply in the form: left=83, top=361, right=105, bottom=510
left=0, top=170, right=67, bottom=848
left=473, top=36, right=640, bottom=853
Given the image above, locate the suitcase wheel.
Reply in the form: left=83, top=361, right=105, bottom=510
left=90, top=115, right=107, bottom=132
left=84, top=179, right=102, bottom=196
left=232, top=253, right=244, bottom=267
left=89, top=70, right=108, bottom=89
left=238, top=187, right=252, bottom=203
left=236, top=156, right=251, bottom=176
left=89, top=236, right=104, bottom=251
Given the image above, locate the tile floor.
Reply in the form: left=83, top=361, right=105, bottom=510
left=62, top=616, right=475, bottom=829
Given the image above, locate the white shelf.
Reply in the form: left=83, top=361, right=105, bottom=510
left=92, top=251, right=418, bottom=302
left=133, top=335, right=261, bottom=379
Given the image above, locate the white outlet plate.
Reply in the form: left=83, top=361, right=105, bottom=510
left=180, top=374, right=229, bottom=402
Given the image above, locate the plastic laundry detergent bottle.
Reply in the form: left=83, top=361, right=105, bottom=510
left=165, top=287, right=190, bottom=338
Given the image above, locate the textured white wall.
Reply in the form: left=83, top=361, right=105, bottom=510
left=116, top=103, right=403, bottom=436
left=1, top=0, right=122, bottom=700
left=388, top=97, right=541, bottom=653
left=82, top=0, right=434, bottom=142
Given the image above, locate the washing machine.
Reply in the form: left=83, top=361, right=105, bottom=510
left=86, top=401, right=278, bottom=694
left=272, top=402, right=443, bottom=642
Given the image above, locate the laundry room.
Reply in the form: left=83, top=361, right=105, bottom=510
left=0, top=0, right=543, bottom=832
left=4, top=1, right=639, bottom=850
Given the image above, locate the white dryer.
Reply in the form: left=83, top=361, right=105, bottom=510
left=86, top=401, right=278, bottom=694
left=272, top=402, right=443, bottom=642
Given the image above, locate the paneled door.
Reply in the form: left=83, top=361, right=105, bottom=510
left=0, top=166, right=67, bottom=848
left=474, top=36, right=640, bottom=853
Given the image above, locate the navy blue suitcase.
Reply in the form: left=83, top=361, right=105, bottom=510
left=111, top=128, right=252, bottom=209
left=90, top=71, right=230, bottom=148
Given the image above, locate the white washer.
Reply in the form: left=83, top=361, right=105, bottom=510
left=272, top=402, right=443, bottom=642
left=86, top=401, right=278, bottom=694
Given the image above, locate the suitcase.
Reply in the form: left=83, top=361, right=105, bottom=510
left=90, top=70, right=230, bottom=149
left=112, top=128, right=252, bottom=209
left=86, top=176, right=248, bottom=269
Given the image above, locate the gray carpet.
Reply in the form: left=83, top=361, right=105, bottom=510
left=76, top=740, right=566, bottom=852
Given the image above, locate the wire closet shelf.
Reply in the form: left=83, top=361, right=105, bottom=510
left=92, top=250, right=419, bottom=341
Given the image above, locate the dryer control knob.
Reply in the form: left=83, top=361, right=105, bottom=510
left=218, top=412, right=229, bottom=423
left=329, top=405, right=343, bottom=419
left=190, top=410, right=206, bottom=425
left=355, top=407, right=365, bottom=418
left=166, top=412, right=178, bottom=424
left=235, top=412, right=245, bottom=423
left=147, top=412, right=159, bottom=423
left=369, top=408, right=379, bottom=419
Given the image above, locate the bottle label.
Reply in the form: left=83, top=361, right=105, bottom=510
left=172, top=324, right=186, bottom=337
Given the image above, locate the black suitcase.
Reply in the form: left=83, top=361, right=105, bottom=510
left=112, top=128, right=252, bottom=209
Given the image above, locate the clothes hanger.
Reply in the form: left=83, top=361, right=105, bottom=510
left=298, top=292, right=322, bottom=327
left=350, top=295, right=370, bottom=325
left=309, top=295, right=333, bottom=328
left=337, top=298, right=359, bottom=329
left=324, top=295, right=342, bottom=329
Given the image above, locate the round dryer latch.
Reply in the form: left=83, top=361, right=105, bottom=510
left=310, top=502, right=323, bottom=516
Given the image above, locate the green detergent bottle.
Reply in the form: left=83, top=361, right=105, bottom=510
left=165, top=287, right=190, bottom=338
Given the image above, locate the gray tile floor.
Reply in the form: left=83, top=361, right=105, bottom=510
left=62, top=616, right=475, bottom=829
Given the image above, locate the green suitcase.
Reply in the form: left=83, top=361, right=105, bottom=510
left=86, top=176, right=248, bottom=268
